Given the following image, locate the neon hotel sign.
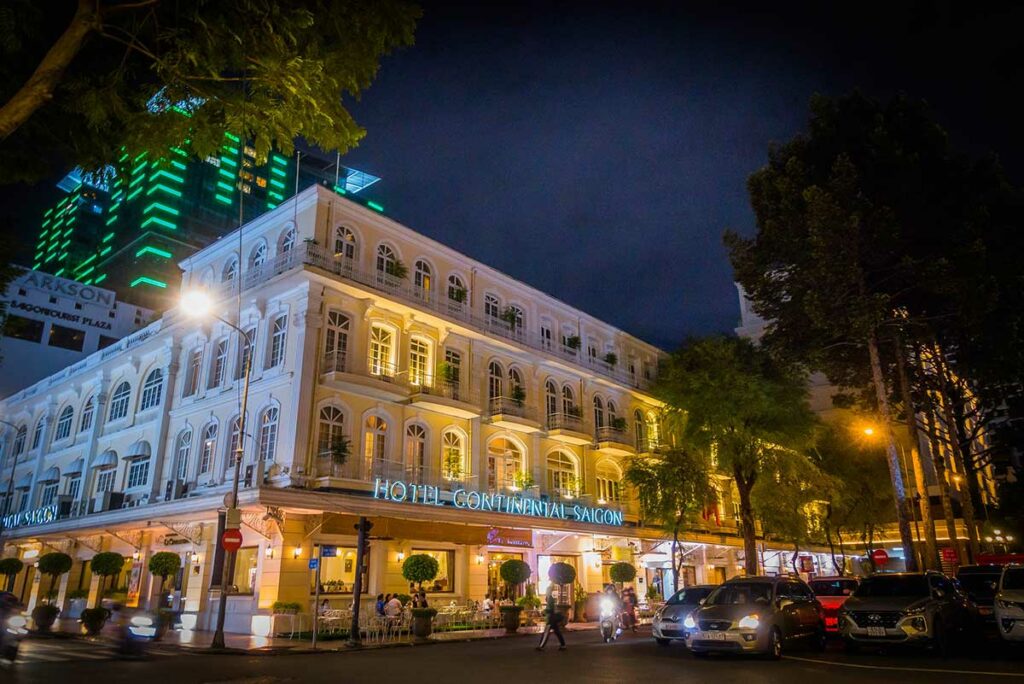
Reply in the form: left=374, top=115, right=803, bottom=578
left=373, top=479, right=624, bottom=527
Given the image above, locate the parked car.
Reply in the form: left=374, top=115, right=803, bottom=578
left=995, top=564, right=1024, bottom=642
left=808, top=576, right=859, bottom=633
left=687, top=576, right=825, bottom=659
left=839, top=571, right=976, bottom=651
left=956, top=564, right=1003, bottom=624
left=652, top=585, right=717, bottom=646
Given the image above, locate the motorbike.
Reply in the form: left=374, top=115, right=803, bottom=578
left=599, top=596, right=622, bottom=643
left=118, top=611, right=159, bottom=659
left=1, top=613, right=28, bottom=667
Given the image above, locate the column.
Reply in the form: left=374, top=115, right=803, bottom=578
left=149, top=344, right=180, bottom=502
left=284, top=289, right=322, bottom=482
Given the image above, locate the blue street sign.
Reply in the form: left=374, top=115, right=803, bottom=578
left=321, top=545, right=338, bottom=557
left=308, top=558, right=319, bottom=570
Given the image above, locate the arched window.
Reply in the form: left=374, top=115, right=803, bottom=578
left=508, top=367, right=524, bottom=403
left=607, top=401, right=618, bottom=426
left=334, top=226, right=357, bottom=260
left=414, top=260, right=432, bottom=300
left=208, top=339, right=229, bottom=388
left=447, top=274, right=467, bottom=305
left=257, top=407, right=279, bottom=462
left=221, top=255, right=239, bottom=283
left=176, top=430, right=192, bottom=481
left=279, top=226, right=296, bottom=253
left=561, top=385, right=576, bottom=416
left=646, top=411, right=661, bottom=448
left=596, top=462, right=622, bottom=504
left=13, top=426, right=26, bottom=456
left=54, top=406, right=74, bottom=442
left=249, top=241, right=267, bottom=269
left=108, top=382, right=131, bottom=422
left=487, top=437, right=523, bottom=492
left=546, top=451, right=578, bottom=498
left=227, top=416, right=242, bottom=467
left=442, top=429, right=465, bottom=481
left=364, top=415, right=388, bottom=465
left=317, top=406, right=346, bottom=459
left=484, top=294, right=501, bottom=321
left=324, top=311, right=350, bottom=372
left=488, top=361, right=504, bottom=401
left=31, top=418, right=44, bottom=450
left=545, top=380, right=558, bottom=418
left=376, top=244, right=397, bottom=275
left=593, top=396, right=605, bottom=430
left=405, top=424, right=427, bottom=480
left=368, top=324, right=394, bottom=377
left=507, top=304, right=524, bottom=333
left=140, top=368, right=164, bottom=410
left=79, top=396, right=95, bottom=433
left=633, top=409, right=646, bottom=448
left=199, top=423, right=217, bottom=474
left=268, top=314, right=288, bottom=368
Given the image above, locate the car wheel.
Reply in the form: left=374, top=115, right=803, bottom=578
left=766, top=627, right=783, bottom=660
left=844, top=638, right=859, bottom=654
left=811, top=624, right=827, bottom=652
left=656, top=638, right=671, bottom=646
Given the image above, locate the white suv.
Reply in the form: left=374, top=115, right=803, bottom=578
left=995, top=565, right=1024, bottom=642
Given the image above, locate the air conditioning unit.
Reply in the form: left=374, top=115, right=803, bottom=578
left=90, top=491, right=125, bottom=513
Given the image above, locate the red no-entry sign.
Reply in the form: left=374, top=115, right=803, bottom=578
left=221, top=529, right=243, bottom=552
left=870, top=549, right=889, bottom=566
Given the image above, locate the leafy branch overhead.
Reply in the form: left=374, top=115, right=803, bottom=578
left=0, top=0, right=421, bottom=183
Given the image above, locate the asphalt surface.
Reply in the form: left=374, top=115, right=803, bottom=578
left=5, top=628, right=1024, bottom=683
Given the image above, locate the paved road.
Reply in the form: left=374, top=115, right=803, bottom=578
left=5, top=628, right=1023, bottom=683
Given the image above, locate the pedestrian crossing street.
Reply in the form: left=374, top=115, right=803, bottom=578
left=15, top=638, right=195, bottom=664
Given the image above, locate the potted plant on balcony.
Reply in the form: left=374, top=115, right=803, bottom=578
left=512, top=471, right=534, bottom=492
left=499, top=559, right=531, bottom=633
left=547, top=562, right=577, bottom=619
left=610, top=416, right=628, bottom=432
left=384, top=259, right=408, bottom=280
left=565, top=405, right=582, bottom=419
left=0, top=557, right=24, bottom=591
left=500, top=306, right=520, bottom=331
left=609, top=561, right=637, bottom=588
left=449, top=286, right=467, bottom=304
left=327, top=436, right=351, bottom=477
left=603, top=352, right=618, bottom=367
left=402, top=554, right=440, bottom=640
left=510, top=384, right=526, bottom=407
left=565, top=335, right=581, bottom=350
left=443, top=448, right=463, bottom=482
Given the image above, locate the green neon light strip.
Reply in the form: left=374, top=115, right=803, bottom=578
left=59, top=251, right=68, bottom=260
left=149, top=169, right=185, bottom=184
left=131, top=160, right=148, bottom=176
left=170, top=147, right=188, bottom=157
left=126, top=186, right=145, bottom=201
left=41, top=219, right=51, bottom=228
left=171, top=106, right=192, bottom=118
left=367, top=201, right=384, bottom=212
left=135, top=245, right=174, bottom=259
left=77, top=265, right=95, bottom=278
left=268, top=191, right=284, bottom=200
left=224, top=132, right=241, bottom=143
left=103, top=232, right=115, bottom=243
left=146, top=184, right=183, bottom=198
left=44, top=254, right=55, bottom=263
left=221, top=145, right=239, bottom=155
left=94, top=274, right=107, bottom=284
left=170, top=160, right=187, bottom=171
left=218, top=168, right=236, bottom=179
left=118, top=152, right=129, bottom=162
left=214, top=194, right=233, bottom=205
left=140, top=215, right=177, bottom=230
left=266, top=202, right=278, bottom=209
left=130, top=276, right=167, bottom=289
left=270, top=167, right=286, bottom=177
left=216, top=181, right=234, bottom=192
left=54, top=268, right=65, bottom=278
left=99, top=246, right=112, bottom=257
left=109, top=201, right=121, bottom=213
left=76, top=253, right=98, bottom=270
left=144, top=202, right=180, bottom=216
left=332, top=184, right=347, bottom=195
left=269, top=178, right=285, bottom=189
left=60, top=239, right=70, bottom=249
left=129, top=175, right=146, bottom=188
left=271, top=154, right=287, bottom=165
left=220, top=157, right=238, bottom=167
left=66, top=216, right=76, bottom=226
left=133, top=151, right=147, bottom=163
left=32, top=262, right=41, bottom=270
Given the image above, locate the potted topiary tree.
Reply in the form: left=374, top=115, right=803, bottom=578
left=89, top=552, right=126, bottom=606
left=499, top=559, right=531, bottom=633
left=148, top=552, right=182, bottom=638
left=33, top=552, right=73, bottom=631
left=0, top=557, right=23, bottom=592
left=327, top=435, right=351, bottom=477
left=547, top=562, right=576, bottom=619
left=510, top=384, right=527, bottom=407
left=402, top=554, right=439, bottom=640
left=609, top=561, right=636, bottom=587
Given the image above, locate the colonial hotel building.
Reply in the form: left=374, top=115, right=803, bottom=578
left=0, top=185, right=823, bottom=635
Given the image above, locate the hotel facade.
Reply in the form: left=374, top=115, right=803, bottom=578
left=0, top=186, right=826, bottom=635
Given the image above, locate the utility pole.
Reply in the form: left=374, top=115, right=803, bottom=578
left=347, top=517, right=372, bottom=647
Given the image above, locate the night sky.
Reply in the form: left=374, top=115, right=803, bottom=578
left=3, top=1, right=1023, bottom=349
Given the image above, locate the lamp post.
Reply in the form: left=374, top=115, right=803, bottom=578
left=0, top=418, right=21, bottom=553
left=179, top=290, right=254, bottom=650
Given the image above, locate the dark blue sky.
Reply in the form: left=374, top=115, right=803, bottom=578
left=331, top=1, right=1024, bottom=348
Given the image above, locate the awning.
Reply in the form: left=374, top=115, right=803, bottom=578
left=37, top=466, right=60, bottom=484
left=64, top=458, right=84, bottom=478
left=124, top=440, right=152, bottom=461
left=14, top=473, right=33, bottom=490
left=93, top=450, right=118, bottom=471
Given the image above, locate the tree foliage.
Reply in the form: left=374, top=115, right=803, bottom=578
left=401, top=553, right=438, bottom=589
left=0, top=557, right=23, bottom=585
left=148, top=552, right=182, bottom=586
left=499, top=559, right=531, bottom=588
left=37, top=552, right=73, bottom=578
left=608, top=562, right=636, bottom=584
left=547, top=561, right=576, bottom=586
left=0, top=0, right=421, bottom=183
left=89, top=551, right=125, bottom=578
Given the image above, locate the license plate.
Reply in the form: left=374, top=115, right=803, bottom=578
left=867, top=626, right=886, bottom=637
left=700, top=631, right=728, bottom=641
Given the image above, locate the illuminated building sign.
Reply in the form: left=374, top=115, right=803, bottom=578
left=1, top=504, right=59, bottom=530
left=373, top=479, right=624, bottom=527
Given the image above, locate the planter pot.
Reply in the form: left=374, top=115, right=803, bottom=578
left=411, top=615, right=433, bottom=640
left=31, top=605, right=60, bottom=632
left=80, top=608, right=110, bottom=636
left=500, top=607, right=523, bottom=634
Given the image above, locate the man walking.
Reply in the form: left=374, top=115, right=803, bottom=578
left=536, top=585, right=566, bottom=651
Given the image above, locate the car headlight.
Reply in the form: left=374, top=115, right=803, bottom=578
left=684, top=615, right=697, bottom=629
left=738, top=614, right=760, bottom=630
left=130, top=615, right=154, bottom=627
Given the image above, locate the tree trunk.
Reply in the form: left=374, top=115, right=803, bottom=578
left=733, top=465, right=758, bottom=576
left=671, top=524, right=680, bottom=594
left=895, top=335, right=938, bottom=569
left=919, top=362, right=963, bottom=564
left=940, top=392, right=981, bottom=561
left=0, top=0, right=97, bottom=140
left=866, top=329, right=917, bottom=571
left=790, top=545, right=800, bottom=575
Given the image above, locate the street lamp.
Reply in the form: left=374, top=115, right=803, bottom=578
left=179, top=289, right=254, bottom=650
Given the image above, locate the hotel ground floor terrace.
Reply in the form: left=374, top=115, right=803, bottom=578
left=0, top=484, right=833, bottom=637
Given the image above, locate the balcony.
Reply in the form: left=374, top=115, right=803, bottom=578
left=487, top=397, right=542, bottom=433
left=546, top=412, right=592, bottom=446
left=320, top=354, right=407, bottom=402
left=322, top=349, right=347, bottom=374
left=407, top=379, right=480, bottom=419
left=594, top=425, right=635, bottom=456
left=219, top=242, right=652, bottom=391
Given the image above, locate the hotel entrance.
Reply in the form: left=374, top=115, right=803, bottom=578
left=487, top=552, right=523, bottom=599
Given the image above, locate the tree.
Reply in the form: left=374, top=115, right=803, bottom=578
left=656, top=336, right=817, bottom=576
left=37, top=551, right=73, bottom=598
left=401, top=553, right=438, bottom=592
left=499, top=559, right=531, bottom=600
left=147, top=552, right=182, bottom=594
left=0, top=0, right=421, bottom=182
left=89, top=551, right=125, bottom=606
left=625, top=445, right=711, bottom=593
left=608, top=562, right=636, bottom=585
left=0, top=557, right=23, bottom=591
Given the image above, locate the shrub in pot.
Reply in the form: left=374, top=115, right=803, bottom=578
left=609, top=562, right=636, bottom=585
left=401, top=553, right=439, bottom=592
left=89, top=552, right=125, bottom=606
left=547, top=562, right=577, bottom=615
left=0, top=557, right=25, bottom=592
left=499, top=605, right=523, bottom=633
left=499, top=559, right=532, bottom=633
left=80, top=607, right=110, bottom=635
left=411, top=607, right=437, bottom=640
left=32, top=604, right=60, bottom=632
left=37, top=552, right=73, bottom=603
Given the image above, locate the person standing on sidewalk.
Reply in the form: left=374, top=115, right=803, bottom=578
left=536, top=585, right=566, bottom=651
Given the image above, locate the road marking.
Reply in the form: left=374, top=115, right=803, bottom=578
left=784, top=655, right=1024, bottom=678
